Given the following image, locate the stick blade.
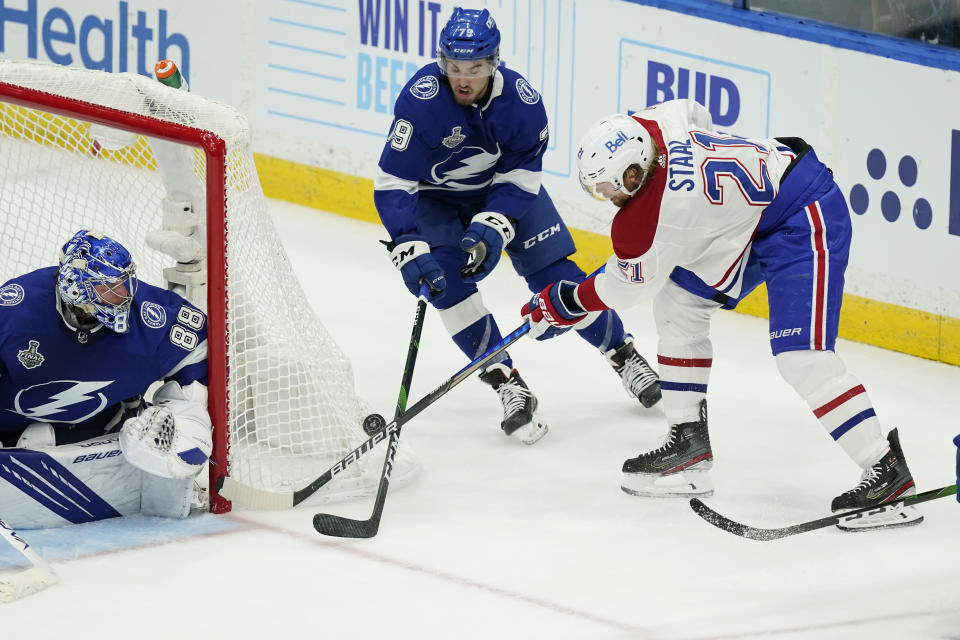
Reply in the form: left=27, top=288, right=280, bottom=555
left=688, top=498, right=787, bottom=541
left=0, top=567, right=58, bottom=603
left=217, top=477, right=294, bottom=510
left=313, top=513, right=378, bottom=539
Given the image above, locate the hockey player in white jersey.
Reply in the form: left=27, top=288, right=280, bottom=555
left=522, top=99, right=921, bottom=530
left=374, top=7, right=660, bottom=445
left=0, top=230, right=212, bottom=528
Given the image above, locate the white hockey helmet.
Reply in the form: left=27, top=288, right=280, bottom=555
left=577, top=114, right=654, bottom=202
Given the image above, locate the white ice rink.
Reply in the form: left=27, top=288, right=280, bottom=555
left=3, top=200, right=959, bottom=639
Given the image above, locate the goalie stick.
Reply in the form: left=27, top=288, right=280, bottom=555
left=313, top=284, right=429, bottom=538
left=217, top=320, right=531, bottom=508
left=0, top=516, right=58, bottom=603
left=689, top=483, right=957, bottom=541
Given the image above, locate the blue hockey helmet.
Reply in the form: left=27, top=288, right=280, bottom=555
left=57, top=229, right=138, bottom=333
left=437, top=8, right=501, bottom=78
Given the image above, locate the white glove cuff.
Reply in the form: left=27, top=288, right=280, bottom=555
left=471, top=211, right=515, bottom=244
left=390, top=239, right=431, bottom=270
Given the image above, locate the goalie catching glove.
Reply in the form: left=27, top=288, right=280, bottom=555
left=521, top=280, right=593, bottom=340
left=119, top=380, right=212, bottom=479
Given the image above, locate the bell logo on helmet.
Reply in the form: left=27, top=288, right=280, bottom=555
left=605, top=131, right=629, bottom=153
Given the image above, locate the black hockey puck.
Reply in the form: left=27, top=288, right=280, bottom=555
left=362, top=413, right=387, bottom=436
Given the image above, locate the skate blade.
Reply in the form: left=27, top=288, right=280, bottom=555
left=512, top=420, right=548, bottom=445
left=621, top=469, right=713, bottom=497
left=836, top=504, right=924, bottom=531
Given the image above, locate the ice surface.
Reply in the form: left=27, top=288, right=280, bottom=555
left=2, top=201, right=958, bottom=639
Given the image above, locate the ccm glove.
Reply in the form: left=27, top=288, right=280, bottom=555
left=520, top=280, right=588, bottom=341
left=389, top=234, right=446, bottom=298
left=459, top=212, right=515, bottom=283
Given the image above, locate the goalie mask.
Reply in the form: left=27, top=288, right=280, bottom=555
left=437, top=7, right=501, bottom=78
left=57, top=229, right=138, bottom=333
left=577, top=114, right=655, bottom=202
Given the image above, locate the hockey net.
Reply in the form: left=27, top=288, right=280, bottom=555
left=0, top=59, right=415, bottom=513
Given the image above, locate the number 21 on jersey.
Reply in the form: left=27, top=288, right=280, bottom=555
left=691, top=132, right=776, bottom=206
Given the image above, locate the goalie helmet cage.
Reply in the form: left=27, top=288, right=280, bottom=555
left=0, top=59, right=415, bottom=513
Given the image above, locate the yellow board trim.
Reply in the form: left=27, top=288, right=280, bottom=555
left=254, top=154, right=959, bottom=367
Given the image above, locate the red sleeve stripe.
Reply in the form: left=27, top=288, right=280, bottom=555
left=576, top=276, right=610, bottom=312
left=657, top=356, right=713, bottom=368
left=813, top=385, right=866, bottom=418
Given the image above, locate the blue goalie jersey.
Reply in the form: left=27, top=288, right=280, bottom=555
left=374, top=63, right=551, bottom=239
left=0, top=267, right=208, bottom=440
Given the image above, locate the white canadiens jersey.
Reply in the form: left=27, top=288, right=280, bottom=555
left=594, top=99, right=798, bottom=307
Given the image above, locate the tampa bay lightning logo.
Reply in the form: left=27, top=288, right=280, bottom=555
left=0, top=283, right=24, bottom=306
left=410, top=75, right=439, bottom=100
left=515, top=78, right=539, bottom=105
left=428, top=145, right=502, bottom=190
left=12, top=380, right=114, bottom=424
left=140, top=301, right=167, bottom=329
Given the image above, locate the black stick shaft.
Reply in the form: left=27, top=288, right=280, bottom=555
left=312, top=288, right=430, bottom=537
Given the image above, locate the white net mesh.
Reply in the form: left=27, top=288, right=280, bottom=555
left=0, top=59, right=416, bottom=510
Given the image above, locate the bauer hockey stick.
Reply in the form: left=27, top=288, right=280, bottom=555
left=0, top=516, right=58, bottom=603
left=313, top=284, right=430, bottom=538
left=217, top=320, right=531, bottom=508
left=689, top=483, right=958, bottom=541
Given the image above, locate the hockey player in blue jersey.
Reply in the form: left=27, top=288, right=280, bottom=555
left=375, top=7, right=661, bottom=444
left=0, top=230, right=212, bottom=527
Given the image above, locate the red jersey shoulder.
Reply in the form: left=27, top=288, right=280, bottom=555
left=611, top=116, right=667, bottom=260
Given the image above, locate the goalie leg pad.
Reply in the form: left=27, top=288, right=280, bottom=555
left=0, top=435, right=202, bottom=527
left=0, top=436, right=140, bottom=528
left=140, top=473, right=197, bottom=519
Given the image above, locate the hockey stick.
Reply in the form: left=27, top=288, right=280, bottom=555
left=218, top=320, right=531, bottom=508
left=313, top=284, right=429, bottom=538
left=689, top=483, right=958, bottom=541
left=0, top=516, right=58, bottom=603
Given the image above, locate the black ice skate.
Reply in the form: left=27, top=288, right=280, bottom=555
left=479, top=363, right=548, bottom=445
left=831, top=428, right=923, bottom=531
left=605, top=336, right=661, bottom=408
left=621, top=399, right=712, bottom=497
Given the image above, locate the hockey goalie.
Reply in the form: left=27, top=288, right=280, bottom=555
left=0, top=61, right=216, bottom=528
left=0, top=228, right=212, bottom=528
